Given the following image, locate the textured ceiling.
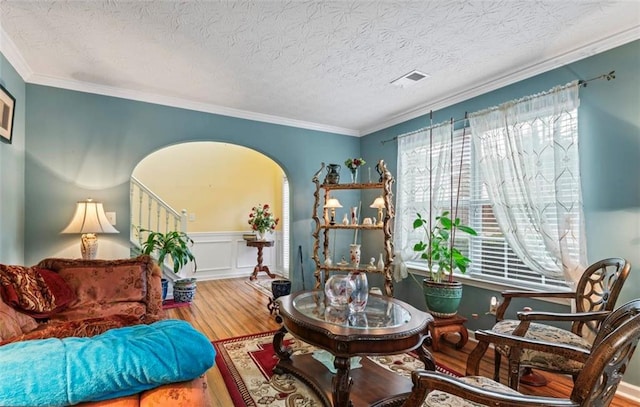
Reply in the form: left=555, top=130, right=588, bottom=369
left=0, top=1, right=638, bottom=135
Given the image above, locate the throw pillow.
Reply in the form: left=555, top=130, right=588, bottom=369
left=0, top=265, right=76, bottom=318
left=0, top=296, right=38, bottom=341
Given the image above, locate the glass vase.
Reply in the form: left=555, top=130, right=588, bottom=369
left=349, top=244, right=361, bottom=267
left=324, top=274, right=354, bottom=308
left=348, top=271, right=368, bottom=312
left=350, top=168, right=358, bottom=183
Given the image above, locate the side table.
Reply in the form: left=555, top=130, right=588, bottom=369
left=246, top=240, right=275, bottom=280
left=427, top=314, right=469, bottom=351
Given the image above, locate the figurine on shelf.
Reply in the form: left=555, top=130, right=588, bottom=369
left=366, top=257, right=377, bottom=271
left=377, top=253, right=384, bottom=271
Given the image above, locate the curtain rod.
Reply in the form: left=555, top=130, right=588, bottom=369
left=380, top=70, right=615, bottom=145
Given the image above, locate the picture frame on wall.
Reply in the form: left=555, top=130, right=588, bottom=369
left=0, top=83, right=16, bottom=144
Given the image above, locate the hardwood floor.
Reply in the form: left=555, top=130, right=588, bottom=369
left=165, top=277, right=636, bottom=406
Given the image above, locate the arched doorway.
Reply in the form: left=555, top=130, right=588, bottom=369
left=130, top=142, right=289, bottom=281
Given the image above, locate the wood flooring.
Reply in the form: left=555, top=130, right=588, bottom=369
left=165, top=277, right=637, bottom=407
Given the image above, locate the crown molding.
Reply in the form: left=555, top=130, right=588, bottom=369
left=0, top=27, right=33, bottom=81
left=25, top=74, right=360, bottom=137
left=0, top=26, right=358, bottom=137
left=362, top=26, right=640, bottom=136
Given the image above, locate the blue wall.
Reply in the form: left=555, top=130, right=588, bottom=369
left=0, top=53, right=26, bottom=264
left=24, top=86, right=359, bottom=290
left=362, top=40, right=640, bottom=385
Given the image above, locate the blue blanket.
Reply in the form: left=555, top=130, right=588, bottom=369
left=0, top=319, right=215, bottom=406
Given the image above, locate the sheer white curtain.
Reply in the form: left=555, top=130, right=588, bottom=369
left=394, top=121, right=455, bottom=282
left=468, top=82, right=586, bottom=284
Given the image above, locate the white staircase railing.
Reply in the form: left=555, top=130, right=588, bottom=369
left=130, top=176, right=187, bottom=245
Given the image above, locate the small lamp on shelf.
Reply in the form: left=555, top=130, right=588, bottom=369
left=61, top=198, right=119, bottom=259
left=369, top=196, right=385, bottom=226
left=324, top=197, right=343, bottom=226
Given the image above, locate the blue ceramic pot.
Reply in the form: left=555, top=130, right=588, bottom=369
left=423, top=280, right=463, bottom=318
left=271, top=279, right=291, bottom=299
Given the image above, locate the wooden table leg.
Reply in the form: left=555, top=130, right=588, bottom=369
left=272, top=326, right=292, bottom=375
left=250, top=245, right=276, bottom=280
left=332, top=356, right=353, bottom=407
left=415, top=334, right=436, bottom=371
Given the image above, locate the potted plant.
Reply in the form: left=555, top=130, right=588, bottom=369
left=139, top=228, right=198, bottom=303
left=412, top=210, right=477, bottom=317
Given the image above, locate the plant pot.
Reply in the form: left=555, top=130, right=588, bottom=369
left=422, top=279, right=462, bottom=318
left=174, top=278, right=197, bottom=303
left=271, top=279, right=291, bottom=299
left=161, top=278, right=169, bottom=301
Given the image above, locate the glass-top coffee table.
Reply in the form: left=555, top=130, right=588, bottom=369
left=274, top=290, right=435, bottom=407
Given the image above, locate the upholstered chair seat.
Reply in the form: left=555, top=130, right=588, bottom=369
left=423, top=376, right=519, bottom=406
left=491, top=320, right=591, bottom=373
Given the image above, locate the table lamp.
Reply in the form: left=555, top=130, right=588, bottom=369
left=369, top=196, right=385, bottom=226
left=323, top=197, right=342, bottom=225
left=61, top=198, right=119, bottom=259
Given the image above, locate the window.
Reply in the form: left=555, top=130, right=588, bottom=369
left=281, top=175, right=290, bottom=276
left=398, top=115, right=579, bottom=289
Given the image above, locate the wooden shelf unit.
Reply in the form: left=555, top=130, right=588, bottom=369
left=311, top=159, right=396, bottom=296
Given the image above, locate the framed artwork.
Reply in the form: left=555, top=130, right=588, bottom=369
left=0, top=83, right=16, bottom=144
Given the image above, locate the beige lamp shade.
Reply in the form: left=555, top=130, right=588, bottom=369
left=324, top=198, right=343, bottom=209
left=323, top=197, right=342, bottom=225
left=369, top=196, right=385, bottom=226
left=62, top=199, right=118, bottom=259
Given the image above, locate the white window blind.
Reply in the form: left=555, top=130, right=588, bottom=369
left=282, top=175, right=290, bottom=275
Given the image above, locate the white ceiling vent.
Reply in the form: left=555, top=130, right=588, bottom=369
left=390, top=70, right=431, bottom=88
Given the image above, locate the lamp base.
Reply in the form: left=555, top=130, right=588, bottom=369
left=81, top=233, right=98, bottom=260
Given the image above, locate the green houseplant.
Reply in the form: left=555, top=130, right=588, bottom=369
left=413, top=211, right=477, bottom=283
left=139, top=228, right=197, bottom=303
left=412, top=210, right=477, bottom=317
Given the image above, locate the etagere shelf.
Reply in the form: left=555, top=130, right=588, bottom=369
left=311, top=159, right=395, bottom=296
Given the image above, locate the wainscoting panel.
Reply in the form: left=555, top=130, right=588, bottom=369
left=187, top=231, right=279, bottom=281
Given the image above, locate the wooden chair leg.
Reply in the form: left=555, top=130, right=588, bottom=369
left=494, top=351, right=502, bottom=382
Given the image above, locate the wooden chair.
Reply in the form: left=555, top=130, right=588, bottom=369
left=477, top=258, right=630, bottom=390
left=401, top=299, right=640, bottom=406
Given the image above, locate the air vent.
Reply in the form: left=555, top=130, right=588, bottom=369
left=390, top=70, right=430, bottom=88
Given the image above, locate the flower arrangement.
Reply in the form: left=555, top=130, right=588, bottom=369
left=248, top=203, right=279, bottom=234
left=344, top=157, right=366, bottom=172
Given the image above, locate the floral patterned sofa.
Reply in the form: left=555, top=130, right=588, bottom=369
left=0, top=255, right=211, bottom=406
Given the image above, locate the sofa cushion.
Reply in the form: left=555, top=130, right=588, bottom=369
left=36, top=256, right=164, bottom=322
left=0, top=314, right=144, bottom=346
left=0, top=295, right=38, bottom=341
left=0, top=265, right=76, bottom=318
left=0, top=319, right=216, bottom=407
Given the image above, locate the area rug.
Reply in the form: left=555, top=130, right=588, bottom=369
left=245, top=276, right=287, bottom=298
left=161, top=299, right=190, bottom=310
left=214, top=330, right=461, bottom=407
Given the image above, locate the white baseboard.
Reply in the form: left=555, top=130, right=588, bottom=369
left=466, top=332, right=640, bottom=402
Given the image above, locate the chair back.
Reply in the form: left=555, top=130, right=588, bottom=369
left=572, top=258, right=630, bottom=336
left=572, top=299, right=640, bottom=406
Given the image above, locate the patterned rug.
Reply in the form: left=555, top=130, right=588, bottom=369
left=214, top=330, right=461, bottom=406
left=245, top=276, right=287, bottom=298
